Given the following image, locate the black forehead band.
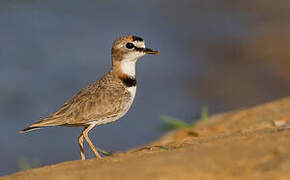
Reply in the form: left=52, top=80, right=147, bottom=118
left=132, top=36, right=143, bottom=42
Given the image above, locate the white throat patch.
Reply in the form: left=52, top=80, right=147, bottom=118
left=119, top=40, right=146, bottom=77
left=120, top=59, right=137, bottom=77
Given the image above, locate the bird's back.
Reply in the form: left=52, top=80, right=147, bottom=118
left=20, top=70, right=134, bottom=132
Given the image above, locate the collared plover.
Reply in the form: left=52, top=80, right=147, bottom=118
left=20, top=35, right=159, bottom=160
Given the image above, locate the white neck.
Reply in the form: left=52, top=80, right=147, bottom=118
left=120, top=59, right=137, bottom=77
left=116, top=50, right=145, bottom=77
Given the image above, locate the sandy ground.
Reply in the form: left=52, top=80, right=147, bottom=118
left=2, top=97, right=290, bottom=180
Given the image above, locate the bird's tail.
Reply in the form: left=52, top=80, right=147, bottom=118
left=19, top=126, right=42, bottom=133
left=19, top=116, right=64, bottom=133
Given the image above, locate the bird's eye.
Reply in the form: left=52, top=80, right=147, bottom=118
left=125, top=43, right=134, bottom=49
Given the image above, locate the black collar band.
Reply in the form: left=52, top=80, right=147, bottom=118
left=119, top=76, right=137, bottom=87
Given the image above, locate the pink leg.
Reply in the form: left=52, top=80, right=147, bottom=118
left=78, top=132, right=85, bottom=160
left=83, top=124, right=102, bottom=159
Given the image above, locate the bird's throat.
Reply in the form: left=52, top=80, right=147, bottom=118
left=120, top=59, right=137, bottom=77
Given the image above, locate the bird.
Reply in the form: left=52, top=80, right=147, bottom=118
left=19, top=35, right=159, bottom=160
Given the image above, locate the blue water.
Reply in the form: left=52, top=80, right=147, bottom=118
left=1, top=0, right=275, bottom=176
left=0, top=0, right=199, bottom=175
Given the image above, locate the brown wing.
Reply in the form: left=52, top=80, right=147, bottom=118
left=24, top=72, right=131, bottom=129
left=62, top=82, right=130, bottom=125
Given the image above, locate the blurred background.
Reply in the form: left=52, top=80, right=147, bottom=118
left=1, top=0, right=290, bottom=176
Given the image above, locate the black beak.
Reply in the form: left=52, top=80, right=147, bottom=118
left=144, top=48, right=160, bottom=55
left=135, top=47, right=160, bottom=55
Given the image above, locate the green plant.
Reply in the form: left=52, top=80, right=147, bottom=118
left=201, top=105, right=208, bottom=122
left=97, top=147, right=112, bottom=156
left=18, top=158, right=41, bottom=171
left=159, top=105, right=208, bottom=132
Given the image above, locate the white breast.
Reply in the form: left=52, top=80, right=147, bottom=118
left=117, top=86, right=137, bottom=119
left=126, top=86, right=137, bottom=100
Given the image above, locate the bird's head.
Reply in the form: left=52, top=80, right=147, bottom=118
left=111, top=35, right=159, bottom=76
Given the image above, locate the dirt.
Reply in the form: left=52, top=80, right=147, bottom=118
left=2, top=97, right=290, bottom=180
